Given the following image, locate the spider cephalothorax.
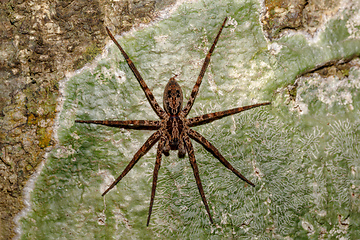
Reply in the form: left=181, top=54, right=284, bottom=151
left=163, top=77, right=183, bottom=116
left=76, top=17, right=270, bottom=225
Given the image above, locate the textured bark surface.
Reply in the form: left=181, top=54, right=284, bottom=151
left=262, top=0, right=341, bottom=39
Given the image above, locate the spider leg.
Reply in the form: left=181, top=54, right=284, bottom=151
left=75, top=119, right=161, bottom=130
left=188, top=128, right=255, bottom=187
left=106, top=27, right=166, bottom=119
left=184, top=134, right=214, bottom=224
left=178, top=137, right=186, bottom=158
left=182, top=17, right=228, bottom=117
left=102, top=130, right=161, bottom=196
left=147, top=139, right=163, bottom=226
left=188, top=102, right=271, bottom=127
left=158, top=135, right=170, bottom=156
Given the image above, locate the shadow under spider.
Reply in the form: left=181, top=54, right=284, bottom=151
left=75, top=17, right=271, bottom=225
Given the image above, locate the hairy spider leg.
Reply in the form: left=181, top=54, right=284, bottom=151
left=188, top=128, right=255, bottom=187
left=187, top=102, right=271, bottom=127
left=106, top=27, right=166, bottom=119
left=147, top=139, right=164, bottom=226
left=75, top=120, right=161, bottom=130
left=182, top=17, right=228, bottom=117
left=184, top=134, right=214, bottom=223
left=102, top=130, right=161, bottom=196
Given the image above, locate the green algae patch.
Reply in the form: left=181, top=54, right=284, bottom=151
left=74, top=43, right=103, bottom=70
left=19, top=0, right=360, bottom=239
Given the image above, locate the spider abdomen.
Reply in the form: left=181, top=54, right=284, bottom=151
left=166, top=116, right=184, bottom=149
left=160, top=115, right=185, bottom=158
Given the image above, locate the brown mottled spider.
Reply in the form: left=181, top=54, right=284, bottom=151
left=75, top=17, right=270, bottom=225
